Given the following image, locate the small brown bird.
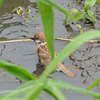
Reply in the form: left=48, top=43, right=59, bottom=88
left=31, top=32, right=80, bottom=78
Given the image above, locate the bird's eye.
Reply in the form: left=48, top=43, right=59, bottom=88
left=36, top=38, right=38, bottom=40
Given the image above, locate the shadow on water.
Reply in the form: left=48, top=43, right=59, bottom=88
left=0, top=0, right=100, bottom=99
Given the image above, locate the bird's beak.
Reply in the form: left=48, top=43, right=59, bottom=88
left=30, top=37, right=35, bottom=41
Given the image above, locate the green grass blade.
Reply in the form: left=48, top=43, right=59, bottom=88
left=0, top=80, right=58, bottom=99
left=0, top=0, right=3, bottom=8
left=77, top=0, right=80, bottom=4
left=44, top=88, right=58, bottom=100
left=48, top=81, right=66, bottom=100
left=44, top=0, right=72, bottom=17
left=50, top=79, right=100, bottom=99
left=0, top=60, right=36, bottom=81
left=85, top=0, right=96, bottom=10
left=2, top=78, right=100, bottom=99
left=24, top=80, right=47, bottom=100
left=64, top=8, right=78, bottom=25
left=86, top=79, right=100, bottom=90
left=38, top=0, right=54, bottom=59
left=0, top=81, right=36, bottom=98
left=1, top=98, right=22, bottom=100
left=86, top=10, right=97, bottom=22
left=69, top=10, right=86, bottom=22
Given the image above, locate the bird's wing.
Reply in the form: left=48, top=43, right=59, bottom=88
left=36, top=43, right=51, bottom=67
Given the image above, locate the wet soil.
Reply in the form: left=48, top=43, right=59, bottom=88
left=0, top=0, right=100, bottom=100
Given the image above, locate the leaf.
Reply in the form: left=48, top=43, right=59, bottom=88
left=0, top=80, right=58, bottom=100
left=0, top=60, right=36, bottom=81
left=86, top=79, right=100, bottom=90
left=27, top=9, right=32, bottom=14
left=50, top=79, right=100, bottom=99
left=69, top=10, right=86, bottom=22
left=38, top=0, right=54, bottom=59
left=48, top=81, right=66, bottom=100
left=69, top=8, right=78, bottom=13
left=75, top=24, right=81, bottom=29
left=0, top=81, right=36, bottom=98
left=96, top=0, right=100, bottom=5
left=85, top=0, right=96, bottom=10
left=1, top=79, right=100, bottom=99
left=43, top=0, right=72, bottom=17
left=25, top=20, right=31, bottom=22
left=0, top=0, right=3, bottom=8
left=77, top=0, right=80, bottom=4
left=80, top=28, right=83, bottom=33
left=24, top=80, right=47, bottom=100
left=1, top=98, right=22, bottom=100
left=64, top=8, right=78, bottom=25
left=43, top=88, right=58, bottom=100
left=26, top=15, right=33, bottom=20
left=86, top=10, right=97, bottom=22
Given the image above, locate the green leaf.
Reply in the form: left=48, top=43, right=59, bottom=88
left=24, top=80, right=47, bottom=100
left=40, top=0, right=72, bottom=17
left=86, top=10, right=97, bottom=22
left=1, top=78, right=100, bottom=99
left=0, top=0, right=3, bottom=8
left=0, top=60, right=36, bottom=81
left=75, top=24, right=81, bottom=29
left=0, top=80, right=59, bottom=100
left=25, top=20, right=31, bottom=22
left=44, top=88, right=59, bottom=100
left=64, top=8, right=78, bottom=25
left=38, top=0, right=54, bottom=60
left=77, top=0, right=80, bottom=4
left=85, top=0, right=96, bottom=10
left=48, top=81, right=66, bottom=100
left=1, top=98, right=22, bottom=100
left=0, top=81, right=36, bottom=99
left=69, top=8, right=78, bottom=13
left=26, top=15, right=33, bottom=20
left=96, top=0, right=100, bottom=5
left=1, top=79, right=100, bottom=99
left=86, top=79, right=100, bottom=90
left=50, top=79, right=100, bottom=99
left=27, top=9, right=32, bottom=14
left=69, top=10, right=86, bottom=22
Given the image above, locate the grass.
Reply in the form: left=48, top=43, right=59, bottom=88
left=0, top=0, right=100, bottom=100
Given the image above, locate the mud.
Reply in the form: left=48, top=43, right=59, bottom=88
left=0, top=0, right=100, bottom=100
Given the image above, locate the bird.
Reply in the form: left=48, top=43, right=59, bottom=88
left=30, top=32, right=80, bottom=78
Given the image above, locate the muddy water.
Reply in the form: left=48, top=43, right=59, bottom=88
left=0, top=0, right=100, bottom=100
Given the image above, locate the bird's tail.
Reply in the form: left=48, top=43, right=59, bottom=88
left=64, top=65, right=81, bottom=70
left=59, top=66, right=77, bottom=78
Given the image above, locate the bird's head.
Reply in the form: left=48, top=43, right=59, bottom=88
left=30, top=32, right=46, bottom=46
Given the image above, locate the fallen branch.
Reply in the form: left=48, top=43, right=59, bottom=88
left=0, top=38, right=100, bottom=43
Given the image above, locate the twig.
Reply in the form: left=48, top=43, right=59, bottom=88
left=0, top=38, right=100, bottom=43
left=0, top=39, right=33, bottom=43
left=54, top=37, right=100, bottom=43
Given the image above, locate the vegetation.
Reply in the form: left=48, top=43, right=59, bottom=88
left=0, top=0, right=100, bottom=100
left=64, top=0, right=97, bottom=29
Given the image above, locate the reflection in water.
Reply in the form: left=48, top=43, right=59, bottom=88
left=33, top=63, right=45, bottom=78
left=0, top=45, right=6, bottom=56
left=33, top=63, right=52, bottom=78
